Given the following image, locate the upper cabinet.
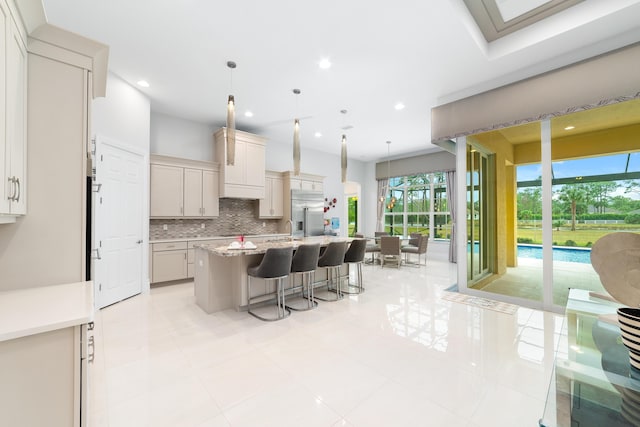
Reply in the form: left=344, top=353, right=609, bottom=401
left=283, top=171, right=324, bottom=193
left=0, top=0, right=27, bottom=223
left=150, top=155, right=219, bottom=218
left=259, top=171, right=284, bottom=219
left=214, top=128, right=266, bottom=199
left=184, top=168, right=218, bottom=217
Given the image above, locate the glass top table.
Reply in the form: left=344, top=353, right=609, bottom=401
left=540, top=288, right=640, bottom=427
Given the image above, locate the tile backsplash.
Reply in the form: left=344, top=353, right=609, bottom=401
left=150, top=199, right=282, bottom=240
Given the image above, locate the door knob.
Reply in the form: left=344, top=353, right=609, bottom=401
left=136, top=239, right=143, bottom=244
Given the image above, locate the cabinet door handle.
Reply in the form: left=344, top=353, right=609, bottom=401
left=91, top=248, right=101, bottom=260
left=202, top=207, right=205, bottom=215
left=7, top=177, right=15, bottom=201
left=88, top=335, right=95, bottom=363
left=180, top=206, right=183, bottom=214
left=14, top=178, right=20, bottom=203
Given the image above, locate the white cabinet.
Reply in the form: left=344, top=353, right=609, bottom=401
left=0, top=0, right=27, bottom=222
left=151, top=239, right=227, bottom=283
left=214, top=128, right=267, bottom=199
left=0, top=282, right=94, bottom=427
left=150, top=155, right=219, bottom=218
left=150, top=164, right=184, bottom=216
left=151, top=241, right=188, bottom=283
left=184, top=168, right=219, bottom=217
left=259, top=171, right=284, bottom=218
left=288, top=175, right=324, bottom=193
left=183, top=168, right=202, bottom=216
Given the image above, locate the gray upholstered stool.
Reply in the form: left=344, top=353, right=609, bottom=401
left=285, top=243, right=321, bottom=311
left=247, top=246, right=294, bottom=321
left=314, top=241, right=348, bottom=301
left=340, top=239, right=367, bottom=294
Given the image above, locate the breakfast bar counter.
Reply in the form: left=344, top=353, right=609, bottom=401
left=194, top=236, right=351, bottom=313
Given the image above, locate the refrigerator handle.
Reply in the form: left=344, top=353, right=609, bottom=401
left=303, top=207, right=308, bottom=237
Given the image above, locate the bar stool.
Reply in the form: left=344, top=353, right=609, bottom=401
left=340, top=239, right=367, bottom=294
left=314, top=241, right=348, bottom=301
left=285, top=243, right=321, bottom=311
left=247, top=246, right=294, bottom=321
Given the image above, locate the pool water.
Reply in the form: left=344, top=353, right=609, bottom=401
left=517, top=244, right=591, bottom=264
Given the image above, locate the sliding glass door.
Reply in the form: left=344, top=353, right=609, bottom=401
left=460, top=98, right=640, bottom=312
left=466, top=145, right=493, bottom=284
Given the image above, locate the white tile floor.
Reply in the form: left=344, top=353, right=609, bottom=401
left=89, top=242, right=564, bottom=427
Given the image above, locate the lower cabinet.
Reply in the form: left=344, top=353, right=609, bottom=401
left=151, top=241, right=188, bottom=283
left=152, top=239, right=222, bottom=283
left=0, top=324, right=91, bottom=427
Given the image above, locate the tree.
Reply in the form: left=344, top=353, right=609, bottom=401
left=557, top=184, right=587, bottom=231
left=624, top=179, right=640, bottom=196
left=585, top=182, right=617, bottom=213
left=609, top=195, right=640, bottom=213
left=517, top=187, right=542, bottom=218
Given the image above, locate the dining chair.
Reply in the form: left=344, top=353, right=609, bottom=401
left=401, top=234, right=428, bottom=266
left=380, top=236, right=401, bottom=268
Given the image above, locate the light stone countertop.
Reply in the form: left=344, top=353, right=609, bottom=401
left=195, top=235, right=352, bottom=257
left=0, top=281, right=94, bottom=342
left=150, top=234, right=290, bottom=244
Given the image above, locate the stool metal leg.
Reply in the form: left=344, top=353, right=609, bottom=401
left=340, top=262, right=364, bottom=295
left=247, top=275, right=292, bottom=321
left=314, top=266, right=344, bottom=301
left=286, top=270, right=319, bottom=311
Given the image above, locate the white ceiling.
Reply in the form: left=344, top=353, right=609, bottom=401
left=40, top=0, right=640, bottom=162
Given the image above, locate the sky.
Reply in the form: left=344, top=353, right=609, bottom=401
left=517, top=152, right=640, bottom=199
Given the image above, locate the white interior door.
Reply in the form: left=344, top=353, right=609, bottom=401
left=94, top=136, right=144, bottom=308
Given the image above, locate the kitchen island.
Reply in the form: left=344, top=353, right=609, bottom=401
left=194, top=236, right=351, bottom=314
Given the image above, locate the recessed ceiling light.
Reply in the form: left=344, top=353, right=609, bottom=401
left=136, top=80, right=150, bottom=88
left=314, top=132, right=322, bottom=138
left=319, top=58, right=331, bottom=69
left=244, top=111, right=254, bottom=117
left=564, top=125, right=575, bottom=130
left=394, top=102, right=405, bottom=110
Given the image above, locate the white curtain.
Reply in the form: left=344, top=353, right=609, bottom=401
left=376, top=179, right=388, bottom=232
left=446, top=170, right=456, bottom=263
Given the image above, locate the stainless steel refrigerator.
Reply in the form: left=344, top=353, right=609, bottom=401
left=291, top=190, right=325, bottom=237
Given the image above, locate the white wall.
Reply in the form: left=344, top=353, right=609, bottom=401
left=92, top=73, right=151, bottom=290
left=362, top=161, right=378, bottom=236
left=150, top=112, right=216, bottom=161
left=93, top=75, right=151, bottom=151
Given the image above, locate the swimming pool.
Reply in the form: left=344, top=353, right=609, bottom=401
left=517, top=244, right=591, bottom=264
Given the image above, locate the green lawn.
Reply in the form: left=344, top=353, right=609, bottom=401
left=517, top=223, right=640, bottom=247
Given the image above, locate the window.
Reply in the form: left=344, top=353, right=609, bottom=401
left=383, top=172, right=451, bottom=240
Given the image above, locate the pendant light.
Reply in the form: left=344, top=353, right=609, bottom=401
left=293, top=89, right=301, bottom=175
left=340, top=109, right=348, bottom=183
left=341, top=134, right=347, bottom=183
left=226, top=61, right=236, bottom=166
